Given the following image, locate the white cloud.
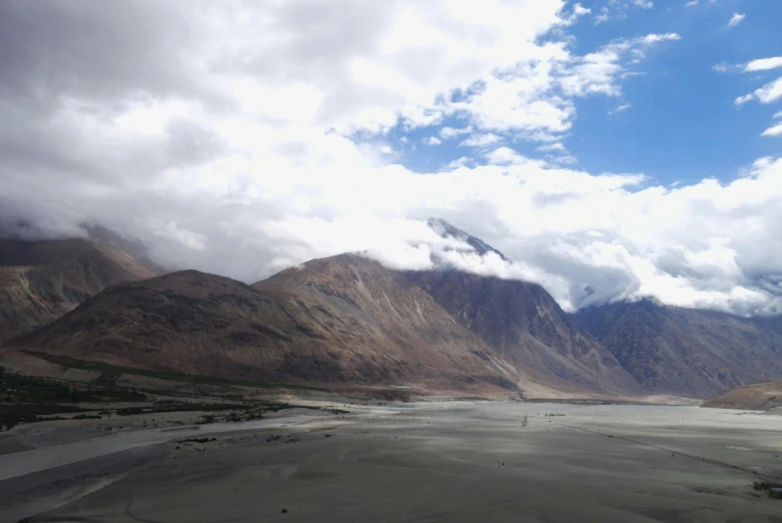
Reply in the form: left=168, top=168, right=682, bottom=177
left=424, top=136, right=442, bottom=146
left=736, top=77, right=782, bottom=105
left=537, top=142, right=566, bottom=152
left=762, top=122, right=782, bottom=137
left=685, top=1, right=698, bottom=7
left=739, top=69, right=782, bottom=135
left=641, top=33, right=681, bottom=45
left=439, top=126, right=472, bottom=139
left=553, top=155, right=578, bottom=165
left=562, top=3, right=591, bottom=25
left=3, top=1, right=780, bottom=318
left=484, top=147, right=529, bottom=165
left=431, top=30, right=679, bottom=141
left=274, top=156, right=782, bottom=316
left=537, top=142, right=575, bottom=165
left=745, top=57, right=782, bottom=72
left=459, top=133, right=503, bottom=147
left=595, top=8, right=611, bottom=24
left=594, top=0, right=654, bottom=23
left=444, top=156, right=472, bottom=170
left=728, top=13, right=745, bottom=27
left=556, top=33, right=680, bottom=98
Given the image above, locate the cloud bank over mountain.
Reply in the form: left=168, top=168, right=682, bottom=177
left=1, top=1, right=780, bottom=316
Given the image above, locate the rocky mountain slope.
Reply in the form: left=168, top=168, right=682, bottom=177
left=0, top=237, right=157, bottom=340
left=406, top=270, right=640, bottom=396
left=406, top=220, right=640, bottom=397
left=703, top=379, right=782, bottom=411
left=9, top=254, right=519, bottom=396
left=573, top=299, right=782, bottom=398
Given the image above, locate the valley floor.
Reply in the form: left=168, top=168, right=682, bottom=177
left=2, top=402, right=782, bottom=522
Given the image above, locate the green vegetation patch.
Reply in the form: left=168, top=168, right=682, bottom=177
left=0, top=403, right=86, bottom=431
left=20, top=350, right=321, bottom=391
left=0, top=371, right=145, bottom=403
left=0, top=371, right=141, bottom=431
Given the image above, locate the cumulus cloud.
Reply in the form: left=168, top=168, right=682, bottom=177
left=745, top=57, right=782, bottom=72
left=1, top=1, right=779, bottom=317
left=735, top=77, right=782, bottom=105
left=762, top=122, right=782, bottom=137
left=484, top=147, right=529, bottom=165
left=716, top=57, right=782, bottom=75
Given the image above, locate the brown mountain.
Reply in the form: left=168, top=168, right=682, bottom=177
left=406, top=270, right=640, bottom=397
left=9, top=254, right=519, bottom=396
left=572, top=299, right=782, bottom=398
left=0, top=236, right=157, bottom=340
left=406, top=220, right=640, bottom=397
left=703, top=380, right=782, bottom=411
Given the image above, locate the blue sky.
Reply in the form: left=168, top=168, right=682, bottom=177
left=392, top=0, right=782, bottom=185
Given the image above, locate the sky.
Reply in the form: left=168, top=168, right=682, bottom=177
left=0, top=0, right=781, bottom=316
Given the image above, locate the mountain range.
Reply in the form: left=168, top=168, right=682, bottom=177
left=11, top=255, right=517, bottom=397
left=1, top=219, right=780, bottom=402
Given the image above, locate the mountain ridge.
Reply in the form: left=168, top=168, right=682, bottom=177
left=8, top=254, right=520, bottom=397
left=3, top=218, right=782, bottom=400
left=573, top=298, right=782, bottom=398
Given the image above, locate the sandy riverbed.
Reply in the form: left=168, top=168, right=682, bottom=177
left=2, top=402, right=782, bottom=522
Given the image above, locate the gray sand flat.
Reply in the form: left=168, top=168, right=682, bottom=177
left=4, top=402, right=782, bottom=522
